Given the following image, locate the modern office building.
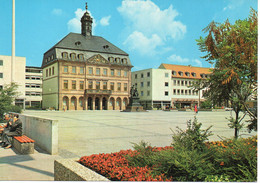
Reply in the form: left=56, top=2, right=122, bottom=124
left=25, top=66, right=42, bottom=108
left=131, top=68, right=172, bottom=109
left=41, top=4, right=132, bottom=111
left=0, top=55, right=26, bottom=108
left=132, top=64, right=212, bottom=109
left=159, top=63, right=211, bottom=108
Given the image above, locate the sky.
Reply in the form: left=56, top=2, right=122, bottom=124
left=0, top=0, right=257, bottom=71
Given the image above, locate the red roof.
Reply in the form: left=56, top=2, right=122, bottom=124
left=160, top=63, right=212, bottom=79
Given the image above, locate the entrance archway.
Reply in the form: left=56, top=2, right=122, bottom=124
left=62, top=96, right=69, bottom=110
left=88, top=97, right=93, bottom=110
left=95, top=97, right=100, bottom=110
left=109, top=97, right=115, bottom=110
left=116, top=97, right=122, bottom=110
left=79, top=97, right=84, bottom=109
left=71, top=96, right=77, bottom=110
left=102, top=97, right=107, bottom=110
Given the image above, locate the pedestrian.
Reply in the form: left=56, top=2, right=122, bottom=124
left=195, top=104, right=198, bottom=114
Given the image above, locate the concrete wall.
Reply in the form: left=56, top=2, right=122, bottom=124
left=54, top=158, right=110, bottom=181
left=20, top=114, right=58, bottom=155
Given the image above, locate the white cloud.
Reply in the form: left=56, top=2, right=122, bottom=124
left=193, top=59, right=203, bottom=67
left=167, top=54, right=189, bottom=63
left=52, top=8, right=63, bottom=16
left=124, top=31, right=163, bottom=55
left=118, top=0, right=186, bottom=55
left=100, top=15, right=111, bottom=26
left=67, top=8, right=97, bottom=34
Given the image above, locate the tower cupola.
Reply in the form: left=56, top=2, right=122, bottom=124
left=81, top=3, right=93, bottom=36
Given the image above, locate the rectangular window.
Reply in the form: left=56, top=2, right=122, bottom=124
left=141, top=91, right=144, bottom=96
left=147, top=81, right=150, bottom=87
left=181, top=90, right=184, bottom=95
left=124, top=83, right=127, bottom=91
left=26, top=84, right=30, bottom=88
left=96, top=81, right=100, bottom=89
left=135, top=74, right=137, bottom=79
left=80, top=67, right=84, bottom=74
left=26, top=92, right=30, bottom=96
left=141, top=73, right=144, bottom=78
left=103, top=82, right=107, bottom=90
left=189, top=90, right=191, bottom=95
left=72, top=80, right=76, bottom=89
left=26, top=76, right=30, bottom=80
left=64, top=66, right=68, bottom=73
left=177, top=89, right=180, bottom=95
left=165, top=73, right=169, bottom=77
left=96, top=68, right=100, bottom=75
left=147, top=72, right=150, bottom=77
left=88, top=81, right=93, bottom=89
left=111, top=69, right=114, bottom=76
left=147, top=90, right=150, bottom=96
left=124, top=71, right=127, bottom=77
left=165, top=82, right=168, bottom=87
left=49, top=68, right=51, bottom=76
left=80, top=81, right=84, bottom=90
left=185, top=81, right=187, bottom=86
left=72, top=66, right=76, bottom=74
left=117, top=70, right=121, bottom=77
left=165, top=91, right=169, bottom=96
left=52, top=66, right=54, bottom=75
left=173, top=89, right=176, bottom=95
left=141, top=82, right=144, bottom=87
left=89, top=67, right=93, bottom=75
left=177, top=80, right=180, bottom=86
left=173, top=80, right=176, bottom=85
left=103, top=68, right=107, bottom=76
left=0, top=60, right=3, bottom=66
left=117, top=83, right=121, bottom=91
left=46, top=69, right=48, bottom=77
left=181, top=80, right=184, bottom=86
left=110, top=82, right=114, bottom=91
left=64, top=80, right=68, bottom=89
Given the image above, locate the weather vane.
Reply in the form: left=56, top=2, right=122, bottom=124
left=85, top=2, right=88, bottom=10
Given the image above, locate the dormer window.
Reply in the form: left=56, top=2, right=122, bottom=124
left=191, top=72, right=196, bottom=77
left=70, top=53, right=76, bottom=60
left=178, top=71, right=183, bottom=76
left=172, top=71, right=176, bottom=75
left=62, top=52, right=68, bottom=59
left=108, top=57, right=113, bottom=62
left=185, top=72, right=190, bottom=77
left=200, top=73, right=205, bottom=78
left=78, top=54, right=84, bottom=61
left=51, top=55, right=54, bottom=60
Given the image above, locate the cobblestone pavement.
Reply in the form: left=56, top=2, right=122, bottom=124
left=23, top=110, right=256, bottom=158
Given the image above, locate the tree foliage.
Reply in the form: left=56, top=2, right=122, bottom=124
left=0, top=83, right=21, bottom=120
left=196, top=8, right=257, bottom=132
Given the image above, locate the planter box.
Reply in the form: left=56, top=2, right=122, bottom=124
left=54, top=158, right=110, bottom=181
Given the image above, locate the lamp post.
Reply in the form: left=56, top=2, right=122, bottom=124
left=11, top=0, right=15, bottom=82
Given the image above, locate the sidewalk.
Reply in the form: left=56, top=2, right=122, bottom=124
left=0, top=146, right=62, bottom=181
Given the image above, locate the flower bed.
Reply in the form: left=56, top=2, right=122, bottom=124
left=79, top=146, right=173, bottom=181
left=78, top=136, right=257, bottom=181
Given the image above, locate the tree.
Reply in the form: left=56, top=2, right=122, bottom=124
left=196, top=9, right=257, bottom=135
left=0, top=82, right=21, bottom=121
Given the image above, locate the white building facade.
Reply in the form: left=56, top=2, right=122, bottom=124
left=131, top=68, right=172, bottom=109
left=132, top=64, right=212, bottom=110
left=0, top=55, right=26, bottom=107
left=25, top=66, right=42, bottom=108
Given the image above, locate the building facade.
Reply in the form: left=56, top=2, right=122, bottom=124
left=132, top=64, right=212, bottom=109
left=25, top=66, right=42, bottom=108
left=41, top=4, right=132, bottom=111
left=0, top=55, right=26, bottom=108
left=131, top=69, right=172, bottom=109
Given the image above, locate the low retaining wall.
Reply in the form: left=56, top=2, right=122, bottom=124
left=20, top=114, right=58, bottom=155
left=54, top=159, right=110, bottom=181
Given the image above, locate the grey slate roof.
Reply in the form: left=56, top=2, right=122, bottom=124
left=50, top=33, right=128, bottom=56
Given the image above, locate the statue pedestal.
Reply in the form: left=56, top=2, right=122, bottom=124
left=122, top=97, right=147, bottom=112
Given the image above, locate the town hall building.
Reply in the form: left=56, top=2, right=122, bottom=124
left=41, top=4, right=133, bottom=111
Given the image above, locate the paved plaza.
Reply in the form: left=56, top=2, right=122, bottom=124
left=24, top=110, right=256, bottom=158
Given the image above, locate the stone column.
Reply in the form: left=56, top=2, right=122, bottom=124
left=92, top=97, right=95, bottom=110
left=100, top=97, right=103, bottom=110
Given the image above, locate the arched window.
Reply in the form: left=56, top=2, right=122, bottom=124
left=70, top=53, right=76, bottom=60
left=178, top=71, right=183, bottom=76
left=78, top=54, right=84, bottom=61
left=185, top=72, right=190, bottom=77
left=172, top=71, right=176, bottom=75
left=62, top=52, right=68, bottom=59
left=191, top=72, right=196, bottom=77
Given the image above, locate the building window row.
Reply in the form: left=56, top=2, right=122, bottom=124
left=173, top=89, right=198, bottom=96
left=173, top=79, right=193, bottom=86
left=140, top=90, right=150, bottom=97
left=63, top=66, right=85, bottom=74
left=87, top=67, right=128, bottom=77
left=138, top=81, right=150, bottom=88
left=172, top=70, right=209, bottom=78
left=135, top=71, right=151, bottom=79
left=25, top=92, right=42, bottom=96
left=63, top=80, right=128, bottom=92
left=25, top=84, right=42, bottom=88
left=45, top=66, right=55, bottom=77
left=25, top=75, right=42, bottom=80
left=108, top=57, right=128, bottom=65
left=61, top=52, right=84, bottom=61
